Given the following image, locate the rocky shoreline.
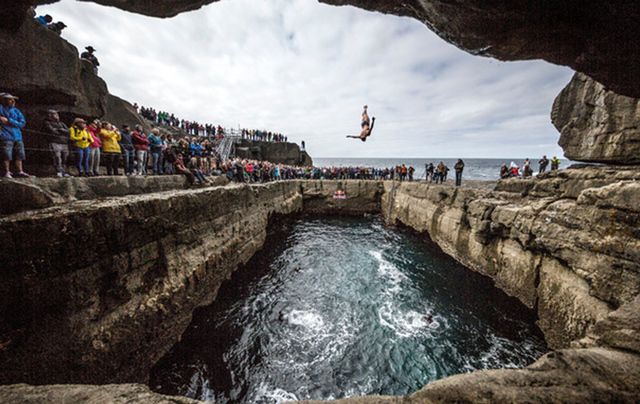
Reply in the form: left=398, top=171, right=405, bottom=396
left=0, top=167, right=638, bottom=402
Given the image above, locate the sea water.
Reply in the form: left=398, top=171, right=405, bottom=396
left=151, top=216, right=547, bottom=403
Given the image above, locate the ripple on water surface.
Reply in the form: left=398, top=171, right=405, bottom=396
left=151, top=216, right=547, bottom=403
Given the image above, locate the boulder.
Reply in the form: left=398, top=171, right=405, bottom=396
left=0, top=19, right=109, bottom=125
left=103, top=94, right=149, bottom=131
left=553, top=73, right=640, bottom=164
left=236, top=140, right=312, bottom=166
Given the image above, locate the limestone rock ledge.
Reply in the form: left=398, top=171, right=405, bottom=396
left=0, top=383, right=201, bottom=404
left=0, top=182, right=302, bottom=385
left=381, top=166, right=640, bottom=349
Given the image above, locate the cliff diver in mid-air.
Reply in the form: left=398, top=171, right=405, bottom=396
left=347, top=105, right=375, bottom=142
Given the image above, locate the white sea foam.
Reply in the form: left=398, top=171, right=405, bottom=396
left=286, top=309, right=325, bottom=331
left=252, top=382, right=298, bottom=403
left=369, top=250, right=407, bottom=293
left=377, top=300, right=438, bottom=338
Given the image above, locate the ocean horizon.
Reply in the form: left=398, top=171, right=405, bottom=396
left=313, top=157, right=575, bottom=180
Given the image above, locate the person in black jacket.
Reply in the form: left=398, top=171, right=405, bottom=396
left=43, top=110, right=70, bottom=177
left=454, top=159, right=464, bottom=186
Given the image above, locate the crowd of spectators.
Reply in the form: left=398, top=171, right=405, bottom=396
left=499, top=156, right=561, bottom=179
left=137, top=105, right=288, bottom=142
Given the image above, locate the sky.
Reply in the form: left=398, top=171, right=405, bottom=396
left=39, top=0, right=574, bottom=158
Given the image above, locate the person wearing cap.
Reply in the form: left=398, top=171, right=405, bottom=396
left=80, top=46, right=100, bottom=74
left=43, top=109, right=70, bottom=177
left=0, top=93, right=30, bottom=178
left=119, top=124, right=135, bottom=175
left=69, top=118, right=93, bottom=177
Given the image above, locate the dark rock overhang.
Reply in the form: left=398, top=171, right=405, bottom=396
left=6, top=1, right=636, bottom=97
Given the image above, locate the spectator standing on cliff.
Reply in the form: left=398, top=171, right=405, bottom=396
left=69, top=118, right=93, bottom=177
left=551, top=156, right=561, bottom=171
left=132, top=125, right=149, bottom=175
left=436, top=161, right=447, bottom=184
left=80, top=46, right=100, bottom=74
left=148, top=128, right=163, bottom=175
left=500, top=164, right=509, bottom=179
left=43, top=109, right=70, bottom=177
left=426, top=163, right=434, bottom=182
left=100, top=123, right=121, bottom=176
left=454, top=159, right=465, bottom=186
left=522, top=158, right=533, bottom=177
left=87, top=119, right=102, bottom=176
left=119, top=124, right=135, bottom=175
left=0, top=93, right=30, bottom=178
left=538, top=155, right=549, bottom=174
left=408, top=166, right=415, bottom=181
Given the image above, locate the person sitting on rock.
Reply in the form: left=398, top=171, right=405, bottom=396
left=47, top=21, right=67, bottom=36
left=80, top=46, right=100, bottom=74
left=35, top=14, right=52, bottom=26
left=173, top=153, right=196, bottom=185
left=43, top=109, right=70, bottom=177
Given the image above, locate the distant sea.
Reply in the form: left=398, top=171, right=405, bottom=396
left=313, top=158, right=575, bottom=181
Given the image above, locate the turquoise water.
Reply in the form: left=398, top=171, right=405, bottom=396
left=151, top=216, right=547, bottom=402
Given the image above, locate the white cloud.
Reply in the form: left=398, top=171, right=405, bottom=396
left=39, top=0, right=574, bottom=158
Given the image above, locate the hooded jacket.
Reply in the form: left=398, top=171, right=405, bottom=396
left=69, top=126, right=93, bottom=149
left=0, top=105, right=26, bottom=142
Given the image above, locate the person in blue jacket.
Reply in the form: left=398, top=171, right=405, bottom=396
left=35, top=15, right=53, bottom=26
left=0, top=93, right=31, bottom=178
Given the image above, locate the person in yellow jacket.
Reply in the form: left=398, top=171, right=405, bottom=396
left=100, top=122, right=122, bottom=175
left=69, top=118, right=93, bottom=176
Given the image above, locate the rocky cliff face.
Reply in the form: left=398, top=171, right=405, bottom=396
left=0, top=19, right=108, bottom=124
left=382, top=167, right=640, bottom=348
left=0, top=173, right=638, bottom=402
left=553, top=73, right=640, bottom=165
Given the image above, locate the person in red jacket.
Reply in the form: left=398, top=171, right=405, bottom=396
left=131, top=125, right=149, bottom=175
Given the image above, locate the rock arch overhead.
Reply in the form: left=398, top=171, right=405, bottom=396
left=20, top=0, right=638, bottom=99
